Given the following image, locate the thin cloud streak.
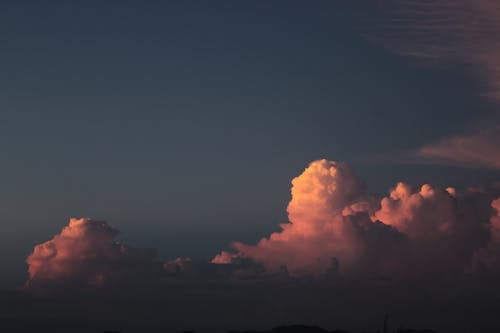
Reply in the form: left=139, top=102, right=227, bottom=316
left=373, top=0, right=500, bottom=169
left=417, top=127, right=500, bottom=169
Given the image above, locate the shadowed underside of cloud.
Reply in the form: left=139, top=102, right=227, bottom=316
left=214, top=160, right=500, bottom=278
left=374, top=0, right=500, bottom=169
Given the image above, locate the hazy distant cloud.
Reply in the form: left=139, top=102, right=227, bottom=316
left=373, top=0, right=500, bottom=169
left=373, top=181, right=495, bottom=275
left=415, top=127, right=500, bottom=169
left=217, top=160, right=500, bottom=278
left=163, top=256, right=265, bottom=282
left=471, top=198, right=500, bottom=273
left=377, top=0, right=500, bottom=100
left=26, top=218, right=160, bottom=291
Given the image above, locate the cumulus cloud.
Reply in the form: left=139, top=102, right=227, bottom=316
left=225, top=160, right=405, bottom=277
left=373, top=0, right=500, bottom=169
left=214, top=160, right=500, bottom=278
left=26, top=218, right=160, bottom=291
left=373, top=182, right=494, bottom=276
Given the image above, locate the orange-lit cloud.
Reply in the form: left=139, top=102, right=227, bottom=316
left=26, top=218, right=158, bottom=291
left=214, top=160, right=500, bottom=278
left=215, top=160, right=406, bottom=276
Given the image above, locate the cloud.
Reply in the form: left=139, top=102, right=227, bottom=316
left=211, top=251, right=245, bottom=264
left=376, top=0, right=500, bottom=99
left=416, top=127, right=500, bottom=169
left=216, top=160, right=500, bottom=278
left=493, top=198, right=500, bottom=233
left=227, top=160, right=405, bottom=277
left=471, top=197, right=500, bottom=273
left=373, top=0, right=500, bottom=169
left=25, top=218, right=160, bottom=291
left=25, top=161, right=500, bottom=289
left=373, top=181, right=495, bottom=276
left=163, top=256, right=264, bottom=282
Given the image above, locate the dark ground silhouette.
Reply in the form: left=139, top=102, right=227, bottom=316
left=2, top=277, right=499, bottom=333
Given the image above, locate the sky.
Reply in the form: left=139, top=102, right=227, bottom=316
left=2, top=2, right=500, bottom=332
left=1, top=0, right=500, bottom=291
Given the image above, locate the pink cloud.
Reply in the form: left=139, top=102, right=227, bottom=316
left=214, top=160, right=500, bottom=278
left=26, top=218, right=158, bottom=291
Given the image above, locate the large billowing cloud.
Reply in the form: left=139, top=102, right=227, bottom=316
left=374, top=0, right=500, bottom=169
left=228, top=160, right=406, bottom=276
left=26, top=218, right=159, bottom=291
left=214, top=160, right=500, bottom=278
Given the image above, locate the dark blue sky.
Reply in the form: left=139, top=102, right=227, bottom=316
left=1, top=1, right=498, bottom=286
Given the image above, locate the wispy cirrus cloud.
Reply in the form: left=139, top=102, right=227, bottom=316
left=374, top=0, right=500, bottom=169
left=377, top=0, right=500, bottom=95
left=417, top=126, right=500, bottom=169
